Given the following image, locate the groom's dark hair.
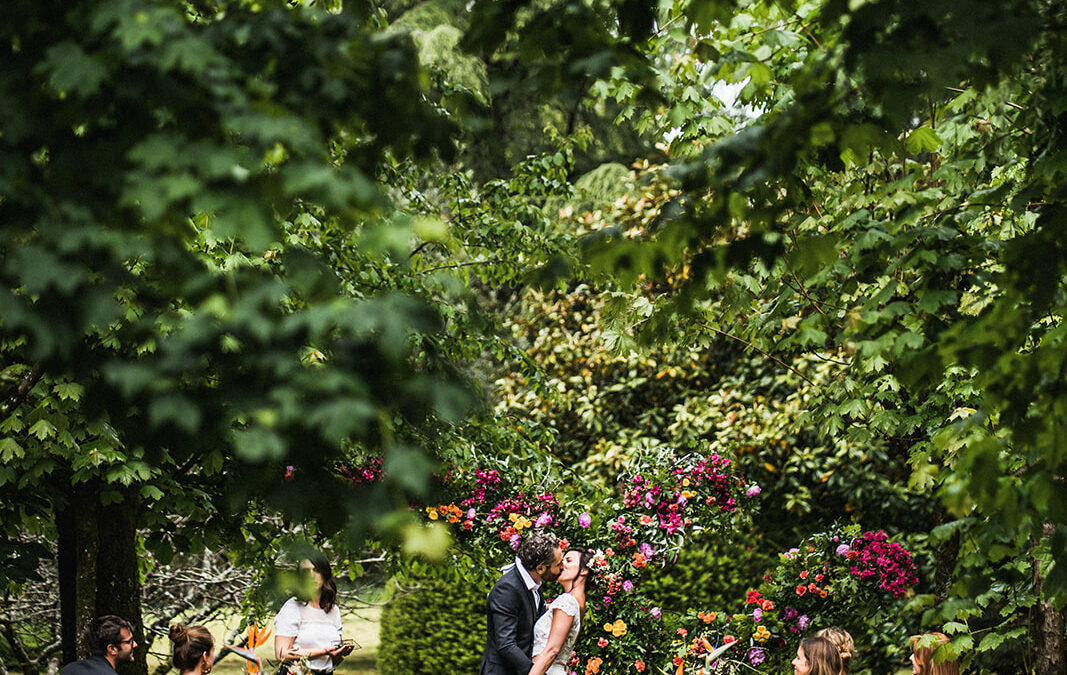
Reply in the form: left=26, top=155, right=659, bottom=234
left=517, top=532, right=559, bottom=570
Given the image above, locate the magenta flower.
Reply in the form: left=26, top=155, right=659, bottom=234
left=649, top=606, right=661, bottom=619
left=797, top=615, right=810, bottom=630
left=578, top=512, right=592, bottom=528
left=622, top=580, right=634, bottom=592
left=752, top=608, right=762, bottom=622
left=509, top=534, right=521, bottom=550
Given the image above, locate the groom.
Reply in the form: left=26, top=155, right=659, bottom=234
left=479, top=531, right=564, bottom=675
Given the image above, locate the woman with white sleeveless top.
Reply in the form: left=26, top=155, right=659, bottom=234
left=274, top=552, right=353, bottom=675
left=529, top=548, right=592, bottom=675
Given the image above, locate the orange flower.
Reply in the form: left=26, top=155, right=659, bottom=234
left=632, top=553, right=647, bottom=569
left=585, top=657, right=603, bottom=675
left=634, top=659, right=645, bottom=672
left=820, top=590, right=829, bottom=598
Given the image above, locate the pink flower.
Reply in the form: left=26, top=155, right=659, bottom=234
left=579, top=513, right=592, bottom=528
left=835, top=544, right=850, bottom=557
left=649, top=607, right=661, bottom=619
left=622, top=580, right=634, bottom=592
left=746, top=485, right=761, bottom=497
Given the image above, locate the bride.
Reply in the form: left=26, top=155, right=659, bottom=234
left=529, top=548, right=592, bottom=675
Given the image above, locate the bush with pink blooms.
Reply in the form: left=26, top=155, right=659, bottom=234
left=340, top=455, right=916, bottom=674
left=669, top=524, right=918, bottom=672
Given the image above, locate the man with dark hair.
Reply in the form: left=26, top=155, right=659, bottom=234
left=60, top=615, right=138, bottom=675
left=479, top=532, right=564, bottom=675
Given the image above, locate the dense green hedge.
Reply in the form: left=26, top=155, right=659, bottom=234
left=378, top=562, right=493, bottom=675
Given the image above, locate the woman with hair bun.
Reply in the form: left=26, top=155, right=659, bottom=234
left=815, top=627, right=854, bottom=674
left=274, top=551, right=353, bottom=675
left=169, top=624, right=215, bottom=675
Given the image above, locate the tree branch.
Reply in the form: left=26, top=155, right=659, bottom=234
left=0, top=362, right=44, bottom=419
left=693, top=321, right=815, bottom=386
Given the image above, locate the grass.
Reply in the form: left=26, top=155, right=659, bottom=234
left=148, top=606, right=382, bottom=675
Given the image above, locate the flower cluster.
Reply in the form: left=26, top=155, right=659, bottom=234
left=337, top=456, right=384, bottom=484
left=620, top=453, right=745, bottom=536
left=847, top=530, right=919, bottom=597
left=672, top=525, right=918, bottom=672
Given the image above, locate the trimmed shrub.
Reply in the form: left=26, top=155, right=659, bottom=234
left=378, top=561, right=493, bottom=675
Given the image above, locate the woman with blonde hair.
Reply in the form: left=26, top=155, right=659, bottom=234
left=909, top=632, right=959, bottom=675
left=816, top=627, right=854, bottom=674
left=169, top=624, right=214, bottom=675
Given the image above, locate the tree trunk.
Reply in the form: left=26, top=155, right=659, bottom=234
left=932, top=503, right=959, bottom=602
left=57, top=479, right=100, bottom=665
left=57, top=481, right=147, bottom=675
left=1033, top=523, right=1066, bottom=675
left=97, top=487, right=147, bottom=675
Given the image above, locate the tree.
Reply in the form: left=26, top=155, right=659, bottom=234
left=0, top=0, right=474, bottom=669
left=570, top=0, right=1067, bottom=670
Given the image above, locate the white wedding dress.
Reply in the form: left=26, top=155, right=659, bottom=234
left=531, top=593, right=581, bottom=675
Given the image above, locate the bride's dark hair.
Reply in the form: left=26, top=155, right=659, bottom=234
left=571, top=547, right=599, bottom=594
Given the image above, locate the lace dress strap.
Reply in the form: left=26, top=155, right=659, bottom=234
left=549, top=593, right=580, bottom=616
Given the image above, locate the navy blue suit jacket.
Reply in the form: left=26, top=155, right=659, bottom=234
left=479, top=565, right=545, bottom=675
left=60, top=656, right=116, bottom=675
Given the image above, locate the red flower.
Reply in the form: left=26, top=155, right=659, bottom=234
left=677, top=628, right=687, bottom=637
left=815, top=574, right=824, bottom=582
left=724, top=635, right=736, bottom=644
left=799, top=571, right=809, bottom=580
left=634, top=659, right=646, bottom=673
left=796, top=585, right=807, bottom=596
left=597, top=638, right=609, bottom=648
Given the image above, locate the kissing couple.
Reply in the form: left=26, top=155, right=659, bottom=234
left=479, top=532, right=594, bottom=675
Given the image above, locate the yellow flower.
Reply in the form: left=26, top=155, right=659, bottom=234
left=682, top=479, right=691, bottom=487
left=753, top=626, right=771, bottom=643
left=611, top=620, right=627, bottom=637
left=509, top=512, right=519, bottom=523
left=604, top=623, right=613, bottom=632
left=681, top=490, right=695, bottom=499
left=426, top=508, right=439, bottom=520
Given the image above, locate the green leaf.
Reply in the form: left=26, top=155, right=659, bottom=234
left=29, top=419, right=57, bottom=441
left=39, top=42, right=108, bottom=96
left=0, top=437, right=24, bottom=461
left=907, top=126, right=942, bottom=154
